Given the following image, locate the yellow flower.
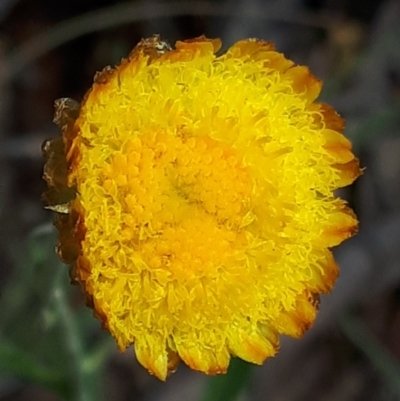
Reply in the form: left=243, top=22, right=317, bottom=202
left=43, top=36, right=361, bottom=380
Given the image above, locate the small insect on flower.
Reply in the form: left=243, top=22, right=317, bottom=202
left=43, top=35, right=361, bottom=380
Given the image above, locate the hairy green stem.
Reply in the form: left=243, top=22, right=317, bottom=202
left=54, top=281, right=92, bottom=401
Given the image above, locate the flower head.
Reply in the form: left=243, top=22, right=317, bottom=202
left=43, top=36, right=361, bottom=380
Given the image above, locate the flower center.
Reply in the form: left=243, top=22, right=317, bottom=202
left=101, top=129, right=252, bottom=279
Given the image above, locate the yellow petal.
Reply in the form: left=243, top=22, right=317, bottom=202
left=225, top=38, right=275, bottom=59
left=307, top=250, right=339, bottom=294
left=323, top=128, right=355, bottom=163
left=317, top=203, right=358, bottom=247
left=334, top=158, right=363, bottom=187
left=228, top=325, right=278, bottom=364
left=283, top=65, right=322, bottom=104
left=135, top=337, right=169, bottom=381
left=174, top=336, right=230, bottom=375
left=275, top=292, right=318, bottom=338
left=312, top=102, right=345, bottom=132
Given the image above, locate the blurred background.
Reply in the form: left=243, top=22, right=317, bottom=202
left=1, top=0, right=400, bottom=400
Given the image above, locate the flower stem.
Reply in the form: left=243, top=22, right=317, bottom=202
left=200, top=358, right=253, bottom=401
left=54, top=279, right=92, bottom=401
